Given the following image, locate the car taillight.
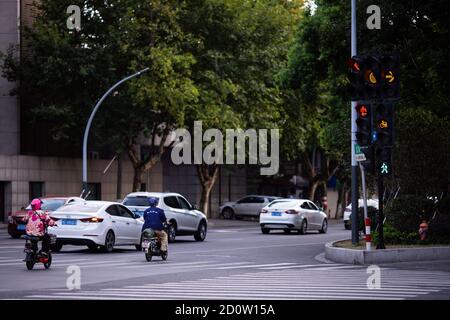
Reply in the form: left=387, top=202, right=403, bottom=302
left=80, top=217, right=104, bottom=223
left=285, top=210, right=299, bottom=215
left=260, top=209, right=268, bottom=214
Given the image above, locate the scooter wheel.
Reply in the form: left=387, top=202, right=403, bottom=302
left=26, top=261, right=35, bottom=270
left=161, top=251, right=168, bottom=261
left=44, top=253, right=52, bottom=269
left=145, top=252, right=153, bottom=262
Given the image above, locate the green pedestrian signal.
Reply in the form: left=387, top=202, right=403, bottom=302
left=380, top=162, right=389, bottom=174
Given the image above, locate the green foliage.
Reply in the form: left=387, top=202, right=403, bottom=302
left=386, top=195, right=436, bottom=233
left=372, top=224, right=420, bottom=246
left=394, top=108, right=450, bottom=195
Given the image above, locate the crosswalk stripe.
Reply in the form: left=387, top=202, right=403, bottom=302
left=216, top=263, right=297, bottom=269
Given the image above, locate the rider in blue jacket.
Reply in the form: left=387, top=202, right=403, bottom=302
left=142, top=197, right=168, bottom=253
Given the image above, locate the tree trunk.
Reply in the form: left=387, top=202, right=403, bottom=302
left=195, top=164, right=219, bottom=218
left=307, top=179, right=320, bottom=201
left=132, top=166, right=144, bottom=192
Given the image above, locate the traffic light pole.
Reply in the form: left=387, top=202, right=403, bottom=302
left=350, top=0, right=359, bottom=245
left=377, top=170, right=386, bottom=249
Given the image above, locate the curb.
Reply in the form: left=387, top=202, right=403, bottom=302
left=325, top=239, right=450, bottom=265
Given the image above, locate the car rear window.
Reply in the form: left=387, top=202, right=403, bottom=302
left=25, top=199, right=66, bottom=211
left=123, top=196, right=158, bottom=207
left=56, top=204, right=102, bottom=213
left=268, top=200, right=298, bottom=208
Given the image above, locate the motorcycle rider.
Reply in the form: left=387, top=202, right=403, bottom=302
left=23, top=198, right=56, bottom=256
left=142, top=197, right=168, bottom=253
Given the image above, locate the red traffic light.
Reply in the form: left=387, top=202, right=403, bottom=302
left=347, top=58, right=361, bottom=72
left=356, top=104, right=369, bottom=117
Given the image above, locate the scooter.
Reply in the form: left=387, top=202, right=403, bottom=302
left=22, top=233, right=57, bottom=270
left=141, top=224, right=169, bottom=262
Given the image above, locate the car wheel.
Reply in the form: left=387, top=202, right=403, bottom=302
left=222, top=208, right=234, bottom=220
left=102, top=231, right=115, bottom=253
left=261, top=228, right=270, bottom=234
left=51, top=242, right=63, bottom=252
left=319, top=219, right=328, bottom=234
left=168, top=223, right=177, bottom=243
left=298, top=220, right=307, bottom=234
left=194, top=221, right=207, bottom=242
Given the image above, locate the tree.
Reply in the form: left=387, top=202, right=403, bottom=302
left=178, top=0, right=301, bottom=216
left=1, top=0, right=198, bottom=192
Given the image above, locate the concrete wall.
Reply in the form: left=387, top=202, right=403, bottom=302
left=0, top=154, right=163, bottom=220
left=0, top=0, right=20, bottom=155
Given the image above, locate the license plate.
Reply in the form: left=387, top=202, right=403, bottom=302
left=62, top=219, right=77, bottom=226
left=271, top=212, right=282, bottom=216
left=17, top=224, right=26, bottom=231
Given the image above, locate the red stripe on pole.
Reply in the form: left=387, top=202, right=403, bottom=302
left=365, top=234, right=372, bottom=242
left=365, top=217, right=371, bottom=226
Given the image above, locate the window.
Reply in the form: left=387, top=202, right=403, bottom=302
left=253, top=197, right=265, bottom=204
left=123, top=196, right=158, bottom=207
left=106, top=205, right=120, bottom=216
left=177, top=197, right=192, bottom=210
left=57, top=203, right=102, bottom=213
left=29, top=182, right=45, bottom=201
left=237, top=197, right=251, bottom=204
left=300, top=202, right=310, bottom=210
left=309, top=202, right=319, bottom=211
left=269, top=200, right=299, bottom=209
left=118, top=205, right=134, bottom=219
left=164, top=196, right=181, bottom=209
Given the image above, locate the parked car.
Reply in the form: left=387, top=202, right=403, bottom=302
left=220, top=195, right=281, bottom=219
left=48, top=201, right=143, bottom=252
left=123, top=192, right=208, bottom=243
left=343, top=199, right=379, bottom=230
left=259, top=199, right=328, bottom=234
left=7, top=197, right=84, bottom=238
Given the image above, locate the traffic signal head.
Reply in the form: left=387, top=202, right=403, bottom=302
left=347, top=54, right=400, bottom=101
left=347, top=56, right=365, bottom=100
left=380, top=54, right=400, bottom=100
left=377, top=147, right=393, bottom=177
left=355, top=103, right=372, bottom=146
left=374, top=102, right=394, bottom=147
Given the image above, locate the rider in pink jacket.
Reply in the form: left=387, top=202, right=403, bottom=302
left=23, top=199, right=56, bottom=255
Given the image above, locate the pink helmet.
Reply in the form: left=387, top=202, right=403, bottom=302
left=30, top=198, right=42, bottom=211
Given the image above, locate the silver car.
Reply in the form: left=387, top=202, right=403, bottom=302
left=259, top=199, right=328, bottom=234
left=220, top=195, right=281, bottom=219
left=122, top=192, right=207, bottom=243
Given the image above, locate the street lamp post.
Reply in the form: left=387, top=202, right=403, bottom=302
left=82, top=67, right=149, bottom=195
left=350, top=0, right=359, bottom=245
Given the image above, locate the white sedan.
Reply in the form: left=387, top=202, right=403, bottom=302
left=259, top=199, right=328, bottom=234
left=48, top=201, right=143, bottom=252
left=122, top=192, right=208, bottom=243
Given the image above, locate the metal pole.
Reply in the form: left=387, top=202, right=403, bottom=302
left=116, top=153, right=122, bottom=201
left=351, top=0, right=359, bottom=244
left=359, top=163, right=371, bottom=250
left=377, top=172, right=386, bottom=249
left=82, top=68, right=149, bottom=191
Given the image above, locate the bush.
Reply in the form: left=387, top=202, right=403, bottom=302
left=372, top=224, right=419, bottom=246
left=385, top=195, right=436, bottom=233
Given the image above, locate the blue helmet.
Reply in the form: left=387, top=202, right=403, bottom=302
left=148, top=197, right=158, bottom=207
